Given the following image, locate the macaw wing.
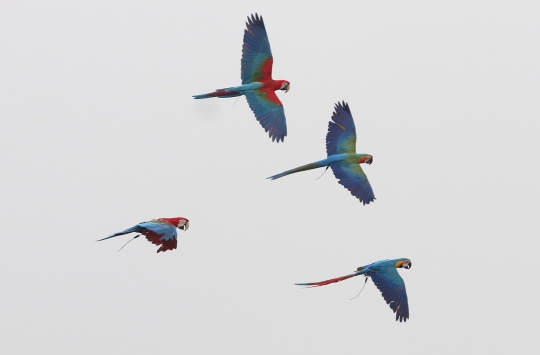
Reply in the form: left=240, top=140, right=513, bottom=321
left=138, top=221, right=178, bottom=253
left=326, top=101, right=357, bottom=156
left=330, top=162, right=375, bottom=205
left=245, top=90, right=287, bottom=142
left=370, top=267, right=409, bottom=322
left=241, top=13, right=273, bottom=84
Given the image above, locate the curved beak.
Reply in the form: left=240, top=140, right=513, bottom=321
left=404, top=262, right=411, bottom=269
left=284, top=83, right=290, bottom=93
left=177, top=219, right=189, bottom=231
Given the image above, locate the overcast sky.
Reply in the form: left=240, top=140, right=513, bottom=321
left=1, top=1, right=539, bottom=354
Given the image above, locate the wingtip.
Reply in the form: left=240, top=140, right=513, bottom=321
left=334, top=100, right=350, bottom=113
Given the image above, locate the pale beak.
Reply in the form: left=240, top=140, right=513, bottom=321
left=285, top=84, right=290, bottom=93
left=177, top=219, right=189, bottom=231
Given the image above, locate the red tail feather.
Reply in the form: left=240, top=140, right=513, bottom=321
left=297, top=273, right=359, bottom=287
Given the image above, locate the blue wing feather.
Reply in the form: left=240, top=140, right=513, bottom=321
left=326, top=101, right=357, bottom=156
left=330, top=162, right=375, bottom=204
left=370, top=266, right=409, bottom=322
left=245, top=91, right=287, bottom=142
left=97, top=221, right=177, bottom=242
left=241, top=14, right=272, bottom=84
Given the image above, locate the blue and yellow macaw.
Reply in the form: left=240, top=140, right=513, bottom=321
left=193, top=13, right=290, bottom=142
left=296, top=258, right=412, bottom=322
left=97, top=217, right=190, bottom=253
left=268, top=101, right=375, bottom=204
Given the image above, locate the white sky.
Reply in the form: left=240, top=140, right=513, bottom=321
left=1, top=1, right=539, bottom=354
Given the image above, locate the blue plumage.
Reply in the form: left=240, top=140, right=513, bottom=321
left=245, top=91, right=287, bottom=142
left=326, top=101, right=357, bottom=156
left=97, top=217, right=189, bottom=253
left=193, top=14, right=290, bottom=142
left=295, top=258, right=412, bottom=322
left=330, top=162, right=375, bottom=205
left=268, top=102, right=375, bottom=204
left=241, top=13, right=272, bottom=84
left=369, top=265, right=409, bottom=322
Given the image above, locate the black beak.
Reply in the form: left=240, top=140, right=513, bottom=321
left=367, top=159, right=372, bottom=165
left=179, top=225, right=185, bottom=230
left=405, top=262, right=411, bottom=269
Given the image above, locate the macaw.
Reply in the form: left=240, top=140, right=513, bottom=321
left=193, top=13, right=290, bottom=142
left=296, top=258, right=412, bottom=322
left=97, top=217, right=189, bottom=253
left=268, top=101, right=375, bottom=204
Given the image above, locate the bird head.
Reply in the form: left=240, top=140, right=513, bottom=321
left=359, top=155, right=373, bottom=165
left=159, top=217, right=190, bottom=231
left=280, top=81, right=290, bottom=93
left=396, top=259, right=412, bottom=269
left=177, top=218, right=190, bottom=231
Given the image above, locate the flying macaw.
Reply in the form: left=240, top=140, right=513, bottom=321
left=97, top=217, right=190, bottom=253
left=193, top=13, right=290, bottom=142
left=296, top=258, right=412, bottom=322
left=268, top=101, right=375, bottom=204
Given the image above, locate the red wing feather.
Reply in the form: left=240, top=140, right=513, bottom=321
left=157, top=239, right=177, bottom=253
left=143, top=230, right=178, bottom=253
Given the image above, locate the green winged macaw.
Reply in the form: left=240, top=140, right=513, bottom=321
left=193, top=13, right=290, bottom=142
left=268, top=101, right=375, bottom=204
left=296, top=258, right=412, bottom=322
left=97, top=217, right=189, bottom=253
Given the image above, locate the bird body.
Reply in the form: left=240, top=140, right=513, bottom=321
left=193, top=13, right=290, bottom=142
left=296, top=258, right=412, bottom=322
left=97, top=217, right=190, bottom=253
left=268, top=153, right=372, bottom=180
left=268, top=102, right=375, bottom=204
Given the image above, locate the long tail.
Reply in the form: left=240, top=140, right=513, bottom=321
left=192, top=88, right=244, bottom=99
left=295, top=271, right=363, bottom=288
left=267, top=159, right=332, bottom=180
left=96, top=226, right=143, bottom=242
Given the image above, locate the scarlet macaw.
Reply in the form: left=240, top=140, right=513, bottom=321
left=296, top=258, right=412, bottom=322
left=268, top=101, right=375, bottom=204
left=193, top=13, right=290, bottom=142
left=97, top=217, right=189, bottom=253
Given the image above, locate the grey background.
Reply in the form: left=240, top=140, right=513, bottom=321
left=1, top=0, right=539, bottom=354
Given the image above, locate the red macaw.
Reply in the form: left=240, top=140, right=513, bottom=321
left=193, top=13, right=290, bottom=142
left=97, top=217, right=189, bottom=253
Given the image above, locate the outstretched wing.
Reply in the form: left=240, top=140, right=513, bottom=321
left=326, top=101, right=357, bottom=156
left=241, top=14, right=273, bottom=84
left=370, top=267, right=409, bottom=322
left=245, top=90, right=287, bottom=142
left=138, top=220, right=178, bottom=253
left=331, top=162, right=375, bottom=205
